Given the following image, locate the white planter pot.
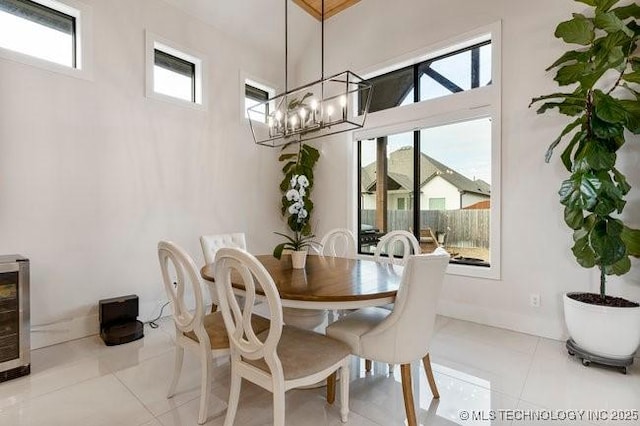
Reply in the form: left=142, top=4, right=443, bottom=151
left=290, top=250, right=307, bottom=269
left=563, top=293, right=640, bottom=359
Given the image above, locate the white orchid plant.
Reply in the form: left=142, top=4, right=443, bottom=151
left=273, top=143, right=320, bottom=259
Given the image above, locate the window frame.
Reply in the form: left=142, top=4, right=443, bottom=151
left=0, top=0, right=92, bottom=80
left=242, top=75, right=276, bottom=121
left=145, top=31, right=206, bottom=110
left=353, top=22, right=502, bottom=280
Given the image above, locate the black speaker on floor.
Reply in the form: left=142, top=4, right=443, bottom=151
left=99, top=294, right=144, bottom=346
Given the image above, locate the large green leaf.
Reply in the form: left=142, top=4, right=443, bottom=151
left=604, top=255, right=631, bottom=275
left=577, top=139, right=617, bottom=171
left=559, top=174, right=599, bottom=210
left=591, top=115, right=624, bottom=139
left=555, top=63, right=589, bottom=86
left=622, top=71, right=640, bottom=84
left=594, top=90, right=627, bottom=123
left=555, top=14, right=595, bottom=45
left=564, top=206, right=584, bottom=229
left=611, top=167, right=631, bottom=194
left=618, top=99, right=640, bottom=133
left=595, top=0, right=621, bottom=12
left=559, top=129, right=586, bottom=170
left=594, top=11, right=633, bottom=36
left=590, top=219, right=626, bottom=265
left=612, top=3, right=640, bottom=20
left=621, top=226, right=640, bottom=257
left=572, top=230, right=597, bottom=267
left=546, top=50, right=592, bottom=71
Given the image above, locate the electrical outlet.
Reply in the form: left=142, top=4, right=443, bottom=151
left=530, top=294, right=540, bottom=308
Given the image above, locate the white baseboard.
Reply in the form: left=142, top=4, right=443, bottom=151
left=30, top=314, right=100, bottom=350
left=30, top=300, right=170, bottom=350
left=438, top=300, right=568, bottom=341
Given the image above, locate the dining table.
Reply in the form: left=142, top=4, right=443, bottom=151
left=200, top=253, right=403, bottom=329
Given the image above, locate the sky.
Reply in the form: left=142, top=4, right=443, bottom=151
left=361, top=117, right=492, bottom=184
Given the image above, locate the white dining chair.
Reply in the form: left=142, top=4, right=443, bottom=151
left=213, top=247, right=351, bottom=426
left=200, top=233, right=247, bottom=309
left=374, top=230, right=421, bottom=265
left=319, top=228, right=357, bottom=258
left=157, top=241, right=269, bottom=424
left=326, top=247, right=450, bottom=426
left=200, top=233, right=247, bottom=264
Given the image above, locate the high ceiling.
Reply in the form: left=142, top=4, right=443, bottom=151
left=160, top=0, right=361, bottom=57
left=292, top=0, right=361, bottom=20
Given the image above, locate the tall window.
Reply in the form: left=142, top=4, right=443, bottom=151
left=356, top=26, right=501, bottom=279
left=0, top=0, right=78, bottom=68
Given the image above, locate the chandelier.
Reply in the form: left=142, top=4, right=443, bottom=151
left=248, top=0, right=372, bottom=147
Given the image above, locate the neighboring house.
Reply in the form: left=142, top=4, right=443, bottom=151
left=361, top=146, right=490, bottom=210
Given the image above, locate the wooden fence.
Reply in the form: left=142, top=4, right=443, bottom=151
left=361, top=209, right=490, bottom=248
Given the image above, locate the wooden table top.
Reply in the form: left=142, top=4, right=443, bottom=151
left=200, top=254, right=403, bottom=304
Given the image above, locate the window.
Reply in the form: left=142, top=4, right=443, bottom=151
left=428, top=198, right=445, bottom=210
left=154, top=49, right=195, bottom=102
left=361, top=41, right=491, bottom=114
left=397, top=197, right=406, bottom=210
left=146, top=32, right=205, bottom=108
left=356, top=24, right=501, bottom=279
left=244, top=79, right=275, bottom=122
left=0, top=0, right=81, bottom=69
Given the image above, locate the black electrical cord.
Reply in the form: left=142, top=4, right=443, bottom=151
left=147, top=300, right=170, bottom=329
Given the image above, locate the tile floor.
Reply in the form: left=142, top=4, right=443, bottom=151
left=0, top=316, right=638, bottom=425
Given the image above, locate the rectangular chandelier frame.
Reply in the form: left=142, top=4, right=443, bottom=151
left=248, top=70, right=372, bottom=147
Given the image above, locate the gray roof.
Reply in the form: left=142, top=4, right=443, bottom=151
left=361, top=146, right=490, bottom=196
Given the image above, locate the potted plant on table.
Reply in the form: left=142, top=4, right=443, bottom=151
left=531, top=0, right=640, bottom=367
left=273, top=142, right=320, bottom=269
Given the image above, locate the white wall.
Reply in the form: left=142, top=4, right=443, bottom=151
left=306, top=0, right=640, bottom=340
left=0, top=0, right=284, bottom=348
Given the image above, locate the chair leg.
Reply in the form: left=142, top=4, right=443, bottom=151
left=422, top=353, right=440, bottom=399
left=167, top=345, right=184, bottom=398
left=339, top=361, right=350, bottom=423
left=400, top=364, right=417, bottom=426
left=273, top=389, right=286, bottom=426
left=326, top=372, right=336, bottom=404
left=223, top=367, right=241, bottom=426
left=365, top=359, right=372, bottom=372
left=197, top=350, right=213, bottom=425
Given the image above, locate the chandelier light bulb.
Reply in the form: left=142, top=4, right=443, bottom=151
left=339, top=95, right=347, bottom=107
left=310, top=99, right=318, bottom=110
left=290, top=115, right=298, bottom=129
left=327, top=105, right=334, bottom=118
left=275, top=110, right=283, bottom=121
left=299, top=108, right=307, bottom=119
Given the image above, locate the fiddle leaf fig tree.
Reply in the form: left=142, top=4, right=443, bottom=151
left=530, top=0, right=640, bottom=298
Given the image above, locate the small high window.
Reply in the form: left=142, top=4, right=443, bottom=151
left=146, top=32, right=204, bottom=108
left=0, top=0, right=79, bottom=68
left=244, top=79, right=274, bottom=122
left=154, top=48, right=196, bottom=103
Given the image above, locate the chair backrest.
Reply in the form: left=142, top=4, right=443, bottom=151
left=361, top=247, right=450, bottom=364
left=213, top=248, right=284, bottom=374
left=320, top=228, right=357, bottom=258
left=200, top=233, right=247, bottom=264
left=158, top=241, right=208, bottom=342
left=373, top=230, right=421, bottom=265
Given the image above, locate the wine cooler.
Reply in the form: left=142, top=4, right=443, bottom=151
left=0, top=255, right=30, bottom=382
